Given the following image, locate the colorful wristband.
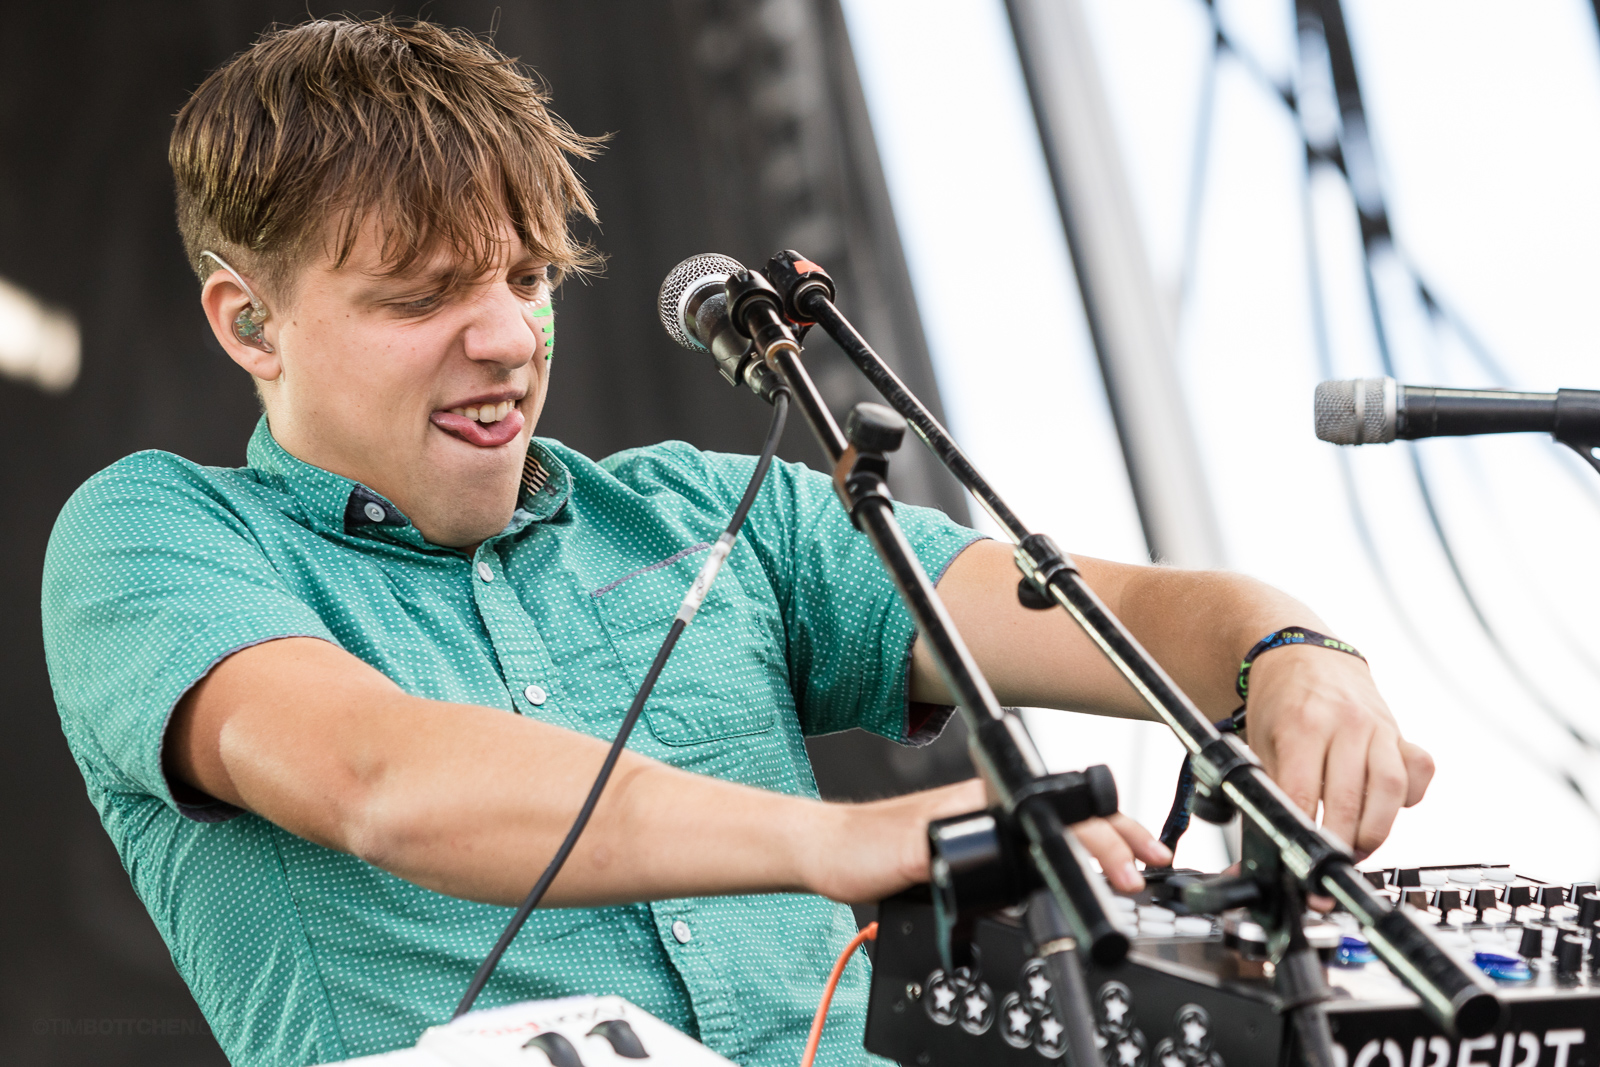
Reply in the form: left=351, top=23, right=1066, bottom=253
left=1159, top=628, right=1365, bottom=854
left=1236, top=627, right=1365, bottom=703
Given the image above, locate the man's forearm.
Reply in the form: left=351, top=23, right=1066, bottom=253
left=350, top=705, right=822, bottom=906
left=1093, top=561, right=1327, bottom=717
left=915, top=540, right=1322, bottom=718
left=170, top=636, right=983, bottom=907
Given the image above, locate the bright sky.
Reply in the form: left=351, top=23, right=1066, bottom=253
left=841, top=0, right=1600, bottom=880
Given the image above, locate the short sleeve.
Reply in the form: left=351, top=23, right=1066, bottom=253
left=766, top=462, right=983, bottom=742
left=41, top=452, right=337, bottom=819
left=611, top=443, right=985, bottom=744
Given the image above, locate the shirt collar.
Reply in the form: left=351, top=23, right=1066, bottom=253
left=245, top=416, right=571, bottom=546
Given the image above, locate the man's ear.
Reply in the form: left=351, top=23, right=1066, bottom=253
left=200, top=270, right=282, bottom=381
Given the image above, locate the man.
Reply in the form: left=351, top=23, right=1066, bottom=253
left=41, top=16, right=1431, bottom=1067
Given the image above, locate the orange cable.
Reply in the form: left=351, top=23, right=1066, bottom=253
left=800, top=921, right=878, bottom=1067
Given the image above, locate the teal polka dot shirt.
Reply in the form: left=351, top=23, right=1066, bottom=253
left=41, top=417, right=982, bottom=1067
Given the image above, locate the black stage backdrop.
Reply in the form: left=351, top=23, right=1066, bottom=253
left=0, top=2, right=975, bottom=1063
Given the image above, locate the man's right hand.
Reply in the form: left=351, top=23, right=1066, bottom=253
left=806, top=779, right=1173, bottom=905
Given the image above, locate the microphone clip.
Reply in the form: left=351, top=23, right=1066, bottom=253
left=763, top=250, right=835, bottom=332
left=724, top=269, right=798, bottom=360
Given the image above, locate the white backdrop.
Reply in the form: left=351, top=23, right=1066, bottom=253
left=840, top=0, right=1600, bottom=880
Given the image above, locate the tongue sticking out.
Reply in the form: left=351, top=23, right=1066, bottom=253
left=431, top=407, right=526, bottom=448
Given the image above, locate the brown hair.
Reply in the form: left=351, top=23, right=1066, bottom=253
left=170, top=17, right=603, bottom=300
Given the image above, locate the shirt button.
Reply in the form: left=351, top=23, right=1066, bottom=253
left=524, top=684, right=547, bottom=706
left=362, top=501, right=387, bottom=523
left=671, top=920, right=692, bottom=944
left=476, top=561, right=494, bottom=583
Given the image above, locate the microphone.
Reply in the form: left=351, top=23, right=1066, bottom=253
left=658, top=253, right=757, bottom=388
left=1315, top=377, right=1600, bottom=446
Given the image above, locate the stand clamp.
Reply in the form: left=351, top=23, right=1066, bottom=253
left=1187, top=733, right=1256, bottom=826
left=926, top=765, right=1120, bottom=974
left=1555, top=388, right=1600, bottom=476
left=1015, top=533, right=1079, bottom=611
left=832, top=404, right=902, bottom=528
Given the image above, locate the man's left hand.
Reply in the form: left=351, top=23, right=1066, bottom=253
left=1243, top=644, right=1433, bottom=860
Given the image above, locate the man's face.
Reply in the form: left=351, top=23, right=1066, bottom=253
left=261, top=215, right=554, bottom=548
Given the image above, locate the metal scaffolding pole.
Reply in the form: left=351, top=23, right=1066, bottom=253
left=1005, top=0, right=1225, bottom=569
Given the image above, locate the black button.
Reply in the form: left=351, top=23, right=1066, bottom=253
left=523, top=1032, right=584, bottom=1067
left=588, top=1020, right=648, bottom=1059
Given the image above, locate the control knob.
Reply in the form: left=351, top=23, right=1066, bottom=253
left=1502, top=884, right=1534, bottom=921
left=1467, top=887, right=1499, bottom=925
left=1555, top=934, right=1585, bottom=977
left=1432, top=889, right=1463, bottom=925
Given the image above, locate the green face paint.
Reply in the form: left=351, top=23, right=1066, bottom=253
left=530, top=301, right=555, bottom=363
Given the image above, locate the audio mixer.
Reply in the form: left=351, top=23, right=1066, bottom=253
left=865, top=865, right=1599, bottom=1067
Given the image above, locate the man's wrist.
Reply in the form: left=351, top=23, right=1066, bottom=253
left=787, top=799, right=851, bottom=899
left=1237, top=626, right=1365, bottom=704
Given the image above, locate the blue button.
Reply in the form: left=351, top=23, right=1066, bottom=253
left=1335, top=936, right=1377, bottom=966
left=1472, top=951, right=1531, bottom=981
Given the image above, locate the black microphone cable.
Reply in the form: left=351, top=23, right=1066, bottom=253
left=452, top=387, right=791, bottom=1019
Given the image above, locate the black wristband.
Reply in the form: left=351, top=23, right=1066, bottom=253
left=1236, top=627, right=1364, bottom=703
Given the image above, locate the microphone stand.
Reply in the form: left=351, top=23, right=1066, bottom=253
left=722, top=268, right=1111, bottom=1063
left=761, top=251, right=1502, bottom=1045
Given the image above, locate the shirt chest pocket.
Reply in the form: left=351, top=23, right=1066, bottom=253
left=592, top=546, right=783, bottom=746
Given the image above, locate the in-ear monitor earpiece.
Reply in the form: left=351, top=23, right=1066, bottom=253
left=200, top=250, right=274, bottom=353
left=234, top=305, right=268, bottom=345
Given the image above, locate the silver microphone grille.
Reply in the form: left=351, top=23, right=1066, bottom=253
left=1314, top=377, right=1398, bottom=445
left=658, top=253, right=745, bottom=351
